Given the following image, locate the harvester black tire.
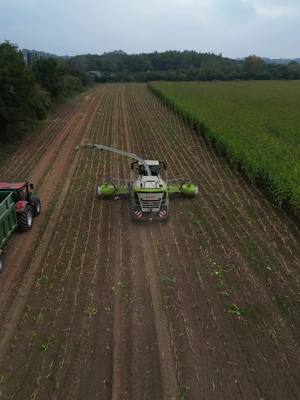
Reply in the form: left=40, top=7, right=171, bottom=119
left=0, top=255, right=4, bottom=273
left=17, top=205, right=33, bottom=232
left=160, top=216, right=169, bottom=223
left=30, top=196, right=41, bottom=217
left=131, top=215, right=139, bottom=223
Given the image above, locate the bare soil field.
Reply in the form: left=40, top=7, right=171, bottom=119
left=0, top=84, right=299, bottom=400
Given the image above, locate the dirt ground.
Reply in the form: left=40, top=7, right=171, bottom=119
left=0, top=84, right=299, bottom=400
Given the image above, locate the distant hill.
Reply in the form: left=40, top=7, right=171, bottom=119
left=237, top=57, right=300, bottom=65
left=263, top=58, right=300, bottom=65
left=17, top=47, right=300, bottom=81
left=22, top=49, right=70, bottom=62
left=22, top=50, right=300, bottom=66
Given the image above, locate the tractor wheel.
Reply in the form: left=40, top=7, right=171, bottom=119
left=30, top=196, right=41, bottom=217
left=17, top=205, right=33, bottom=232
left=0, top=255, right=4, bottom=273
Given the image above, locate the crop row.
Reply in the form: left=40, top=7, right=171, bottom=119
left=126, top=84, right=300, bottom=398
left=148, top=81, right=300, bottom=213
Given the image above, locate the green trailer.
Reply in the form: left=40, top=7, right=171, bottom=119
left=0, top=181, right=42, bottom=273
left=0, top=192, right=18, bottom=273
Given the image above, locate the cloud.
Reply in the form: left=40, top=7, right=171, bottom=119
left=0, top=0, right=299, bottom=57
left=241, top=0, right=300, bottom=18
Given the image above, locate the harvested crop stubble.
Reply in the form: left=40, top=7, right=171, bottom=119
left=0, top=84, right=299, bottom=400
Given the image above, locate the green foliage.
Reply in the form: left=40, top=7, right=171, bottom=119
left=32, top=58, right=61, bottom=98
left=57, top=75, right=82, bottom=98
left=0, top=41, right=89, bottom=148
left=0, top=41, right=46, bottom=143
left=32, top=58, right=84, bottom=100
left=244, top=55, right=266, bottom=73
left=228, top=304, right=250, bottom=317
left=287, top=62, right=300, bottom=79
left=150, top=81, right=300, bottom=210
left=29, top=84, right=51, bottom=119
left=69, top=50, right=241, bottom=82
left=68, top=51, right=299, bottom=83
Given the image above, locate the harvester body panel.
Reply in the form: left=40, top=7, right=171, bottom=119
left=97, top=181, right=130, bottom=198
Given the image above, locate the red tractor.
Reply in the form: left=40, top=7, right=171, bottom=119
left=0, top=181, right=41, bottom=232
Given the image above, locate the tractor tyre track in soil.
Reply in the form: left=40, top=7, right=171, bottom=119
left=0, top=84, right=299, bottom=400
left=0, top=90, right=100, bottom=318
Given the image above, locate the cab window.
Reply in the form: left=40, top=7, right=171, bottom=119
left=150, top=165, right=160, bottom=176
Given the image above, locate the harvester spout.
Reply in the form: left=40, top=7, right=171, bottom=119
left=78, top=143, right=152, bottom=176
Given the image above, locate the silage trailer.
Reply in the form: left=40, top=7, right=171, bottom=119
left=0, top=182, right=41, bottom=273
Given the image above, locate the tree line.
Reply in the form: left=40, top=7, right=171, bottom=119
left=0, top=42, right=89, bottom=145
left=1, top=42, right=299, bottom=145
left=69, top=51, right=300, bottom=82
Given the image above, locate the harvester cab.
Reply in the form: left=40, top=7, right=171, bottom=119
left=77, top=143, right=198, bottom=221
left=134, top=160, right=166, bottom=177
left=130, top=160, right=169, bottom=220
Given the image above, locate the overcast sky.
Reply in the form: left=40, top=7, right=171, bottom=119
left=0, top=0, right=299, bottom=58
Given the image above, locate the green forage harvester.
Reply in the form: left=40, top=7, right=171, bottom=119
left=78, top=143, right=198, bottom=221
